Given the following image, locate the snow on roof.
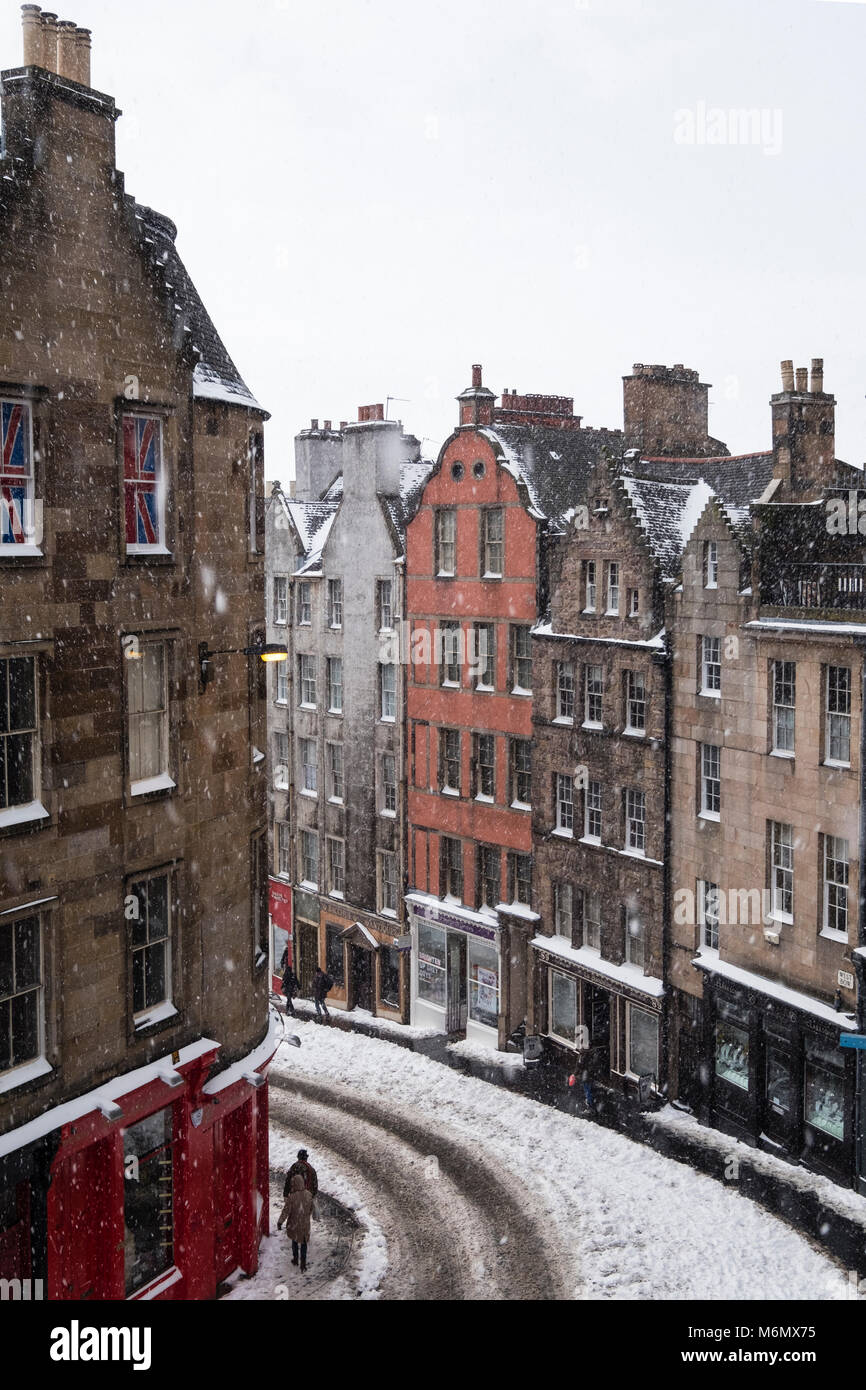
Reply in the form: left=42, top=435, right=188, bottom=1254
left=478, top=424, right=620, bottom=527
left=629, top=452, right=775, bottom=508
left=531, top=620, right=666, bottom=649
left=693, top=954, right=856, bottom=1028
left=621, top=476, right=705, bottom=580
left=134, top=204, right=265, bottom=414
left=744, top=618, right=866, bottom=638
left=285, top=499, right=340, bottom=574
left=532, top=935, right=666, bottom=999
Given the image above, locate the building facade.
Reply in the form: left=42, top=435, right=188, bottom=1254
left=0, top=11, right=273, bottom=1299
left=405, top=366, right=619, bottom=1046
left=668, top=360, right=865, bottom=1188
left=266, top=407, right=430, bottom=1021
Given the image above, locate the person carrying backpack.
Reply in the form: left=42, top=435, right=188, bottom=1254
left=313, top=965, right=333, bottom=1020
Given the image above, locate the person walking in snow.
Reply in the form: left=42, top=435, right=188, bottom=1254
left=282, top=1147, right=318, bottom=1201
left=281, top=953, right=300, bottom=1018
left=313, top=965, right=333, bottom=1020
left=281, top=1172, right=312, bottom=1271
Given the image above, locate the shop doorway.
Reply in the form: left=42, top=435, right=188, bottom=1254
left=446, top=932, right=467, bottom=1034
left=297, top=922, right=318, bottom=997
left=585, top=984, right=610, bottom=1075
left=351, top=945, right=374, bottom=1013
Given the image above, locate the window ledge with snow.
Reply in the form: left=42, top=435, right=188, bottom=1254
left=698, top=689, right=721, bottom=700
left=623, top=727, right=645, bottom=739
left=698, top=811, right=721, bottom=824
left=581, top=721, right=603, bottom=733
left=0, top=800, right=49, bottom=831
left=299, top=702, right=317, bottom=712
left=510, top=800, right=531, bottom=812
left=134, top=1001, right=178, bottom=1032
left=328, top=892, right=345, bottom=902
left=0, top=1056, right=53, bottom=1096
left=579, top=835, right=602, bottom=847
left=300, top=880, right=318, bottom=892
left=441, top=787, right=459, bottom=798
left=512, top=686, right=532, bottom=698
left=127, top=544, right=172, bottom=559
left=552, top=716, right=574, bottom=727
left=769, top=748, right=795, bottom=760
left=131, top=773, right=176, bottom=798
left=819, top=928, right=849, bottom=945
left=380, top=908, right=398, bottom=920
left=823, top=759, right=851, bottom=771
left=552, top=827, right=574, bottom=840
left=474, top=793, right=494, bottom=804
left=380, top=808, right=397, bottom=819
left=0, top=544, right=43, bottom=559
left=475, top=684, right=495, bottom=694
left=299, top=789, right=317, bottom=800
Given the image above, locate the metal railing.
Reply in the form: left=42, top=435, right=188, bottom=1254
left=765, top=563, right=866, bottom=612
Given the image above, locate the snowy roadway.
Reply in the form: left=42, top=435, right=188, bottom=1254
left=226, top=1018, right=852, bottom=1301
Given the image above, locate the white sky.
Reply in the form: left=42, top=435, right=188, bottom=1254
left=3, top=0, right=865, bottom=480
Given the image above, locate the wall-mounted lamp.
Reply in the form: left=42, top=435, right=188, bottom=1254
left=198, top=639, right=288, bottom=693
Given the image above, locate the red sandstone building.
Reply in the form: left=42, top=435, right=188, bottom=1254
left=405, top=367, right=617, bottom=1044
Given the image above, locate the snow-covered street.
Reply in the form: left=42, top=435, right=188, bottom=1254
left=228, top=1020, right=852, bottom=1301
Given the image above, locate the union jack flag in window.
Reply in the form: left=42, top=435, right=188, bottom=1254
left=1, top=400, right=33, bottom=546
left=123, top=414, right=163, bottom=547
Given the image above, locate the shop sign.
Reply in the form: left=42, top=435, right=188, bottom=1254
left=838, top=970, right=855, bottom=990
left=839, top=1033, right=866, bottom=1050
left=269, top=878, right=293, bottom=933
left=411, top=901, right=496, bottom=941
left=393, top=934, right=412, bottom=952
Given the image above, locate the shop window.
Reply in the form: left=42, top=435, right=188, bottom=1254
left=715, top=1020, right=749, bottom=1091
left=325, top=925, right=344, bottom=986
left=417, top=922, right=446, bottom=1007
left=468, top=936, right=499, bottom=1029
left=0, top=913, right=43, bottom=1074
left=380, top=947, right=401, bottom=1009
left=549, top=970, right=577, bottom=1045
left=628, top=1005, right=658, bottom=1079
left=804, top=1042, right=845, bottom=1141
left=765, top=1044, right=795, bottom=1117
left=123, top=1108, right=174, bottom=1296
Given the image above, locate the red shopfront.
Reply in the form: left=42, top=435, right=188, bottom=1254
left=33, top=1032, right=274, bottom=1301
left=270, top=878, right=294, bottom=992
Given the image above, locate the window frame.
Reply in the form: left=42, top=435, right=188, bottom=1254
left=273, top=575, right=289, bottom=626
left=510, top=738, right=532, bottom=808
left=298, top=654, right=317, bottom=709
left=625, top=787, right=646, bottom=854
left=822, top=834, right=849, bottom=941
left=556, top=660, right=575, bottom=722
left=327, top=656, right=343, bottom=714
left=379, top=850, right=399, bottom=915
left=0, top=654, right=42, bottom=824
left=0, top=397, right=38, bottom=556
left=625, top=668, right=646, bottom=734
left=769, top=820, right=794, bottom=923
left=825, top=665, right=852, bottom=766
left=584, top=663, right=603, bottom=728
left=327, top=741, right=344, bottom=803
left=698, top=879, right=720, bottom=952
left=555, top=772, right=574, bottom=836
left=299, top=829, right=319, bottom=889
left=481, top=506, right=504, bottom=578
left=510, top=625, right=532, bottom=694
left=327, top=578, right=343, bottom=630
left=327, top=836, right=345, bottom=898
left=699, top=635, right=722, bottom=697
left=435, top=508, right=457, bottom=577
left=128, top=868, right=174, bottom=1027
left=380, top=752, right=397, bottom=816
left=474, top=622, right=496, bottom=691
left=771, top=659, right=795, bottom=755
left=0, top=909, right=45, bottom=1079
left=122, top=411, right=168, bottom=557
left=473, top=732, right=496, bottom=801
left=606, top=562, right=620, bottom=615
left=439, top=727, right=461, bottom=795
left=380, top=663, right=397, bottom=722
left=699, top=742, right=721, bottom=820
left=126, top=638, right=174, bottom=799
left=440, top=835, right=464, bottom=902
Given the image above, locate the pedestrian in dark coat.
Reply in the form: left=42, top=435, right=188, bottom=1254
left=282, top=1148, right=318, bottom=1199
left=281, top=956, right=300, bottom=1018
left=282, top=1173, right=312, bottom=1271
left=313, top=966, right=333, bottom=1019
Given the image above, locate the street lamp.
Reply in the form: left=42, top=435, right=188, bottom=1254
left=198, top=639, right=288, bottom=692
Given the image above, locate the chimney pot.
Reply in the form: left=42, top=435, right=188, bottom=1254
left=339, top=421, right=347, bottom=430
left=55, top=18, right=77, bottom=79
left=323, top=420, right=331, bottom=432
left=73, top=26, right=91, bottom=85
left=472, top=364, right=482, bottom=389
left=810, top=357, right=824, bottom=394
left=795, top=367, right=808, bottom=393
left=374, top=404, right=384, bottom=421
left=39, top=11, right=58, bottom=72
left=311, top=418, right=319, bottom=430
left=780, top=360, right=794, bottom=392
left=21, top=5, right=45, bottom=68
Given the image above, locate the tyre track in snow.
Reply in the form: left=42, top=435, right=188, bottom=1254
left=269, top=1072, right=567, bottom=1300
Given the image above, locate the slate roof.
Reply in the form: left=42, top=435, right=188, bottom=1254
left=134, top=204, right=264, bottom=412
left=620, top=475, right=754, bottom=581
left=285, top=458, right=433, bottom=574
left=626, top=452, right=775, bottom=508
left=478, top=424, right=624, bottom=528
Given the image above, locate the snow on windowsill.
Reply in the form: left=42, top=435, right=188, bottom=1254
left=130, top=773, right=175, bottom=798
left=127, top=544, right=172, bottom=558
left=379, top=808, right=396, bottom=819
left=300, top=880, right=318, bottom=892
left=819, top=928, right=849, bottom=945
left=0, top=800, right=49, bottom=830
left=551, top=827, right=574, bottom=840
left=0, top=544, right=43, bottom=559
left=474, top=793, right=494, bottom=804
left=552, top=716, right=574, bottom=727
left=134, top=1001, right=178, bottom=1031
left=0, top=1056, right=53, bottom=1096
left=698, top=811, right=721, bottom=824
left=769, top=749, right=795, bottom=760
left=510, top=800, right=531, bottom=812
left=581, top=721, right=603, bottom=732
left=441, top=786, right=459, bottom=798
left=823, top=759, right=851, bottom=772
left=512, top=686, right=532, bottom=698
left=698, top=689, right=721, bottom=700
left=622, top=728, right=645, bottom=739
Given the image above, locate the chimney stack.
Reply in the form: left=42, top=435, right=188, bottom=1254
left=55, top=19, right=77, bottom=78
left=472, top=364, right=483, bottom=389
left=810, top=357, right=824, bottom=394
left=772, top=356, right=836, bottom=497
left=780, top=360, right=794, bottom=392
left=21, top=4, right=45, bottom=66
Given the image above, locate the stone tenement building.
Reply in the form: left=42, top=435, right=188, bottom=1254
left=668, top=360, right=866, bottom=1189
left=0, top=10, right=273, bottom=1298
left=266, top=408, right=431, bottom=1020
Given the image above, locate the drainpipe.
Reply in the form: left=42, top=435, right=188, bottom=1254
left=659, top=625, right=674, bottom=1100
